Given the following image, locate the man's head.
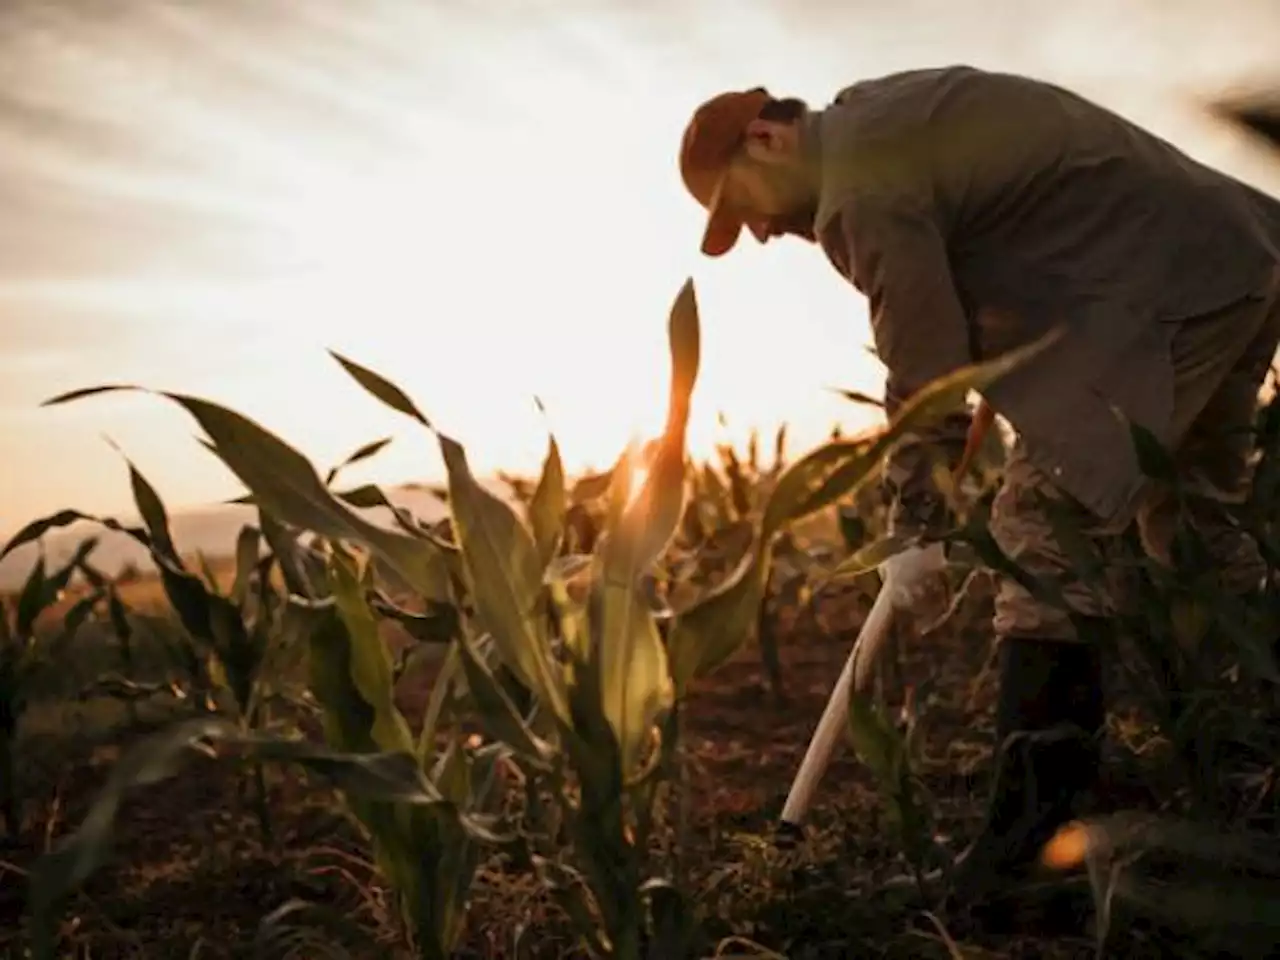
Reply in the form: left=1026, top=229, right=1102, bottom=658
left=679, top=87, right=820, bottom=257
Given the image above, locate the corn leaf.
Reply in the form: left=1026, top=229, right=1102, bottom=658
left=294, top=597, right=480, bottom=957
left=529, top=433, right=566, bottom=571
left=29, top=715, right=234, bottom=959
left=822, top=532, right=917, bottom=583
left=583, top=281, right=698, bottom=769
left=768, top=333, right=1062, bottom=533
left=590, top=576, right=674, bottom=776
left=41, top=386, right=451, bottom=602
left=327, top=351, right=432, bottom=428
left=666, top=550, right=767, bottom=697
left=456, top=629, right=555, bottom=768
left=668, top=334, right=1058, bottom=699
left=27, top=715, right=501, bottom=960
left=569, top=469, right=615, bottom=504
left=319, top=352, right=561, bottom=712
left=761, top=438, right=878, bottom=537
left=602, top=280, right=699, bottom=579
left=0, top=509, right=145, bottom=565
left=829, top=385, right=886, bottom=409
left=231, top=525, right=262, bottom=608
left=324, top=436, right=393, bottom=487
left=120, top=458, right=178, bottom=561
left=327, top=549, right=415, bottom=755
left=438, top=433, right=568, bottom=721
left=15, top=554, right=47, bottom=639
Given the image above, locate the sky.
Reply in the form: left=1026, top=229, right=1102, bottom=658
left=2, top=0, right=1280, bottom=538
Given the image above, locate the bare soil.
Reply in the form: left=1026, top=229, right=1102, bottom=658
left=0, top=581, right=1228, bottom=959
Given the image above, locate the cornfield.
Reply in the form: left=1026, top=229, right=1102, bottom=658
left=2, top=279, right=1279, bottom=959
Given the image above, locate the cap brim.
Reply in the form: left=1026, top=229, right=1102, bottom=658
left=699, top=177, right=742, bottom=257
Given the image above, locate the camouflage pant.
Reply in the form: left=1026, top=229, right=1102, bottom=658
left=991, top=273, right=1280, bottom=641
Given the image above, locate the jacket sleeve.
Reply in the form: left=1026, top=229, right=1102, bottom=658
left=833, top=194, right=975, bottom=536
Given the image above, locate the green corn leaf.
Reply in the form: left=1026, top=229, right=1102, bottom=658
left=28, top=715, right=233, bottom=960
left=579, top=280, right=698, bottom=768
left=50, top=538, right=97, bottom=594
left=415, top=646, right=464, bottom=766
left=667, top=278, right=701, bottom=409
left=602, top=280, right=700, bottom=580
left=123, top=459, right=178, bottom=562
left=106, top=590, right=132, bottom=648
left=15, top=554, right=47, bottom=639
left=431, top=733, right=470, bottom=804
left=290, top=595, right=483, bottom=960
left=60, top=591, right=103, bottom=643
left=845, top=692, right=899, bottom=787
left=667, top=334, right=1059, bottom=700
left=822, top=532, right=918, bottom=584
left=371, top=593, right=460, bottom=646
left=773, top=422, right=789, bottom=472
left=761, top=438, right=877, bottom=537
left=208, top=593, right=259, bottom=716
left=258, top=513, right=319, bottom=600
left=438, top=432, right=567, bottom=722
left=532, top=858, right=610, bottom=958
left=27, top=715, right=503, bottom=960
left=328, top=351, right=432, bottom=428
left=42, top=386, right=451, bottom=603
left=327, top=549, right=415, bottom=755
left=570, top=468, right=616, bottom=504
left=456, top=629, right=555, bottom=768
left=589, top=574, right=674, bottom=777
left=324, top=436, right=393, bottom=487
left=296, top=600, right=379, bottom=753
left=194, top=551, right=220, bottom=594
left=529, top=432, right=567, bottom=572
left=231, top=525, right=262, bottom=608
left=245, top=738, right=448, bottom=805
left=230, top=480, right=406, bottom=514
left=252, top=899, right=374, bottom=959
left=331, top=484, right=395, bottom=509
left=665, top=549, right=767, bottom=698
left=828, top=385, right=886, bottom=409
left=0, top=509, right=145, bottom=565
left=767, top=332, right=1062, bottom=535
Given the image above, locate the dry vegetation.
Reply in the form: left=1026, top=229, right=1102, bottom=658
left=2, top=280, right=1280, bottom=959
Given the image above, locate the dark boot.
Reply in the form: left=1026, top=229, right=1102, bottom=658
left=944, top=632, right=1106, bottom=904
left=876, top=629, right=1107, bottom=907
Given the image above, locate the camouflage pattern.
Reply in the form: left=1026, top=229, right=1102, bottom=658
left=990, top=276, right=1280, bottom=641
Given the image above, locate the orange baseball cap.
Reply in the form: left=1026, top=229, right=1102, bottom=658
left=679, top=87, right=772, bottom=257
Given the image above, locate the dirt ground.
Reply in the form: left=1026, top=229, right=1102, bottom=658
left=0, top=579, right=1210, bottom=959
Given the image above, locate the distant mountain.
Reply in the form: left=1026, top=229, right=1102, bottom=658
left=0, top=481, right=506, bottom=590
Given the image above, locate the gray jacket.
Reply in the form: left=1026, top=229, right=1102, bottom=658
left=808, top=65, right=1280, bottom=526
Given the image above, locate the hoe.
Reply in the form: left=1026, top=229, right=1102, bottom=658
left=778, top=399, right=995, bottom=833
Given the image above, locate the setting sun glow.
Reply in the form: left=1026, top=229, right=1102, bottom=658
left=2, top=0, right=1279, bottom=550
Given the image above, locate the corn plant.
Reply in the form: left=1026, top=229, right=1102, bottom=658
left=0, top=542, right=103, bottom=839
left=0, top=459, right=334, bottom=842
left=25, top=707, right=508, bottom=960
left=23, top=277, right=1060, bottom=957
left=21, top=497, right=497, bottom=957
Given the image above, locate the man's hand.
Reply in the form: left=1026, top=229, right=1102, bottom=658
left=879, top=541, right=948, bottom=610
